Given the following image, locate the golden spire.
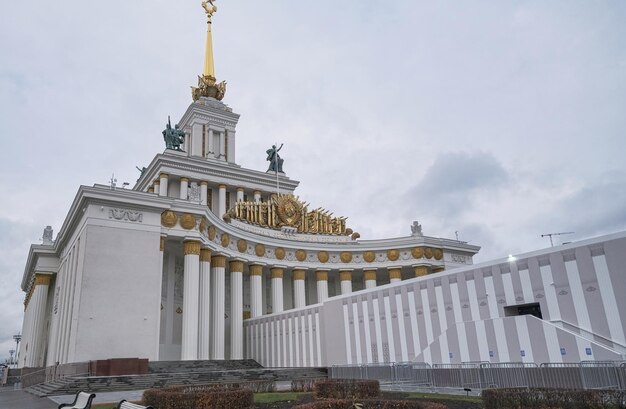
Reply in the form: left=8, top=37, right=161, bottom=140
left=192, top=0, right=226, bottom=101
left=201, top=0, right=216, bottom=78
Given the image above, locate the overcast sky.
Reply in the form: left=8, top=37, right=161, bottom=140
left=1, top=1, right=625, bottom=363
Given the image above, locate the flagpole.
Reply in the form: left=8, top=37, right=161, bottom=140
left=275, top=142, right=280, bottom=195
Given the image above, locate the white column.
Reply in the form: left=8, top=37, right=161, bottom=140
left=153, top=180, right=160, bottom=195
left=192, top=123, right=203, bottom=157
left=181, top=240, right=201, bottom=360
left=316, top=270, right=329, bottom=303
left=340, top=270, right=353, bottom=295
left=250, top=265, right=263, bottom=318
left=208, top=128, right=214, bottom=156
left=200, top=181, right=208, bottom=206
left=159, top=173, right=169, bottom=197
left=28, top=275, right=50, bottom=367
left=254, top=190, right=261, bottom=203
left=293, top=269, right=306, bottom=309
left=389, top=268, right=402, bottom=284
left=180, top=177, right=189, bottom=200
left=198, top=248, right=211, bottom=360
left=236, top=187, right=244, bottom=202
left=226, top=129, right=236, bottom=163
left=218, top=184, right=227, bottom=217
left=364, top=270, right=377, bottom=289
left=271, top=268, right=284, bottom=314
left=211, top=255, right=226, bottom=359
left=230, top=260, right=244, bottom=359
left=219, top=131, right=226, bottom=160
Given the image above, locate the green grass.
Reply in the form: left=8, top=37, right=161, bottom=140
left=254, top=391, right=309, bottom=404
left=399, top=391, right=482, bottom=403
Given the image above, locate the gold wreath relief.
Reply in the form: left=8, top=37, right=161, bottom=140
left=363, top=251, right=376, bottom=263
left=296, top=249, right=307, bottom=262
left=161, top=210, right=177, bottom=228
left=255, top=244, right=266, bottom=257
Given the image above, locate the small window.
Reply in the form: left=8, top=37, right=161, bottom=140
left=504, top=302, right=543, bottom=319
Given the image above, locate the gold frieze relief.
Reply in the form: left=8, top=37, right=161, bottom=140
left=226, top=194, right=355, bottom=236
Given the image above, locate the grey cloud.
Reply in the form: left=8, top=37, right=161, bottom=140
left=406, top=151, right=509, bottom=217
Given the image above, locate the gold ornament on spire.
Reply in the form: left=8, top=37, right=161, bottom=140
left=192, top=0, right=227, bottom=101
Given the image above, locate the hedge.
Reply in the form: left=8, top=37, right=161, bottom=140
left=295, top=399, right=448, bottom=409
left=482, top=388, right=626, bottom=409
left=143, top=385, right=254, bottom=409
left=314, top=379, right=380, bottom=399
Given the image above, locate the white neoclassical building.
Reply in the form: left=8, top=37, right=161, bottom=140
left=18, top=4, right=626, bottom=369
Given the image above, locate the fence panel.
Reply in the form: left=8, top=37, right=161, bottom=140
left=580, top=361, right=620, bottom=390
left=540, top=363, right=583, bottom=389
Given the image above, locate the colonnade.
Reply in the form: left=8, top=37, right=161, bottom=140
left=176, top=237, right=438, bottom=360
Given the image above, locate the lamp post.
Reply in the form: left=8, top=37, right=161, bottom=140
left=8, top=350, right=15, bottom=367
left=12, top=334, right=21, bottom=368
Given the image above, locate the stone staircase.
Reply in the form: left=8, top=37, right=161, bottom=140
left=27, top=360, right=327, bottom=397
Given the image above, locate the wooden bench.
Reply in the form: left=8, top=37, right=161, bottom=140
left=58, top=391, right=96, bottom=409
left=116, top=400, right=154, bottom=409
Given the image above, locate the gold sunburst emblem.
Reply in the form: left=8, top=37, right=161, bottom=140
left=275, top=194, right=303, bottom=227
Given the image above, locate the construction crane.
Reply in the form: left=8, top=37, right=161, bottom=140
left=541, top=232, right=574, bottom=247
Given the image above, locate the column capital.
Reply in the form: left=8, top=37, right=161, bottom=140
left=159, top=172, right=169, bottom=179
left=236, top=187, right=244, bottom=192
left=292, top=269, right=306, bottom=281
left=180, top=177, right=189, bottom=183
left=34, top=273, right=52, bottom=286
left=200, top=248, right=212, bottom=262
left=414, top=265, right=429, bottom=277
left=229, top=260, right=244, bottom=272
left=315, top=270, right=328, bottom=281
left=183, top=239, right=202, bottom=255
left=339, top=271, right=352, bottom=281
left=148, top=186, right=154, bottom=193
left=254, top=190, right=261, bottom=195
left=211, top=255, right=227, bottom=268
left=388, top=268, right=402, bottom=280
left=200, top=180, right=208, bottom=186
left=160, top=235, right=166, bottom=251
left=364, top=270, right=377, bottom=281
left=270, top=267, right=284, bottom=279
left=249, top=264, right=263, bottom=276
left=218, top=184, right=227, bottom=189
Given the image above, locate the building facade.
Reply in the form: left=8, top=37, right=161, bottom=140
left=17, top=4, right=626, bottom=369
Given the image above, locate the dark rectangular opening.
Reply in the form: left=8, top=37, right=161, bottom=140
left=504, top=302, right=542, bottom=319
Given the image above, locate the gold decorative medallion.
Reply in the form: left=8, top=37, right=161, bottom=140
left=363, top=251, right=376, bottom=263
left=237, top=239, right=248, bottom=253
left=387, top=249, right=400, bottom=261
left=208, top=226, right=216, bottom=240
left=255, top=244, right=266, bottom=257
left=199, top=217, right=207, bottom=234
left=176, top=306, right=183, bottom=314
left=180, top=213, right=196, bottom=230
left=295, top=249, right=307, bottom=262
left=434, top=248, right=443, bottom=260
left=161, top=210, right=177, bottom=228
left=340, top=252, right=352, bottom=263
left=220, top=233, right=230, bottom=247
left=411, top=247, right=424, bottom=259
left=318, top=251, right=329, bottom=263
left=275, top=247, right=286, bottom=260
left=275, top=194, right=303, bottom=227
left=424, top=247, right=434, bottom=259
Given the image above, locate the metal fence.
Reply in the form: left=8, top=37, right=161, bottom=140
left=329, top=361, right=626, bottom=390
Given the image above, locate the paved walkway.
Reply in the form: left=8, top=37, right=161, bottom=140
left=0, top=387, right=146, bottom=409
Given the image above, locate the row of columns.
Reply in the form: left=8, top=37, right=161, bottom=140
left=178, top=237, right=438, bottom=360
left=151, top=173, right=264, bottom=211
